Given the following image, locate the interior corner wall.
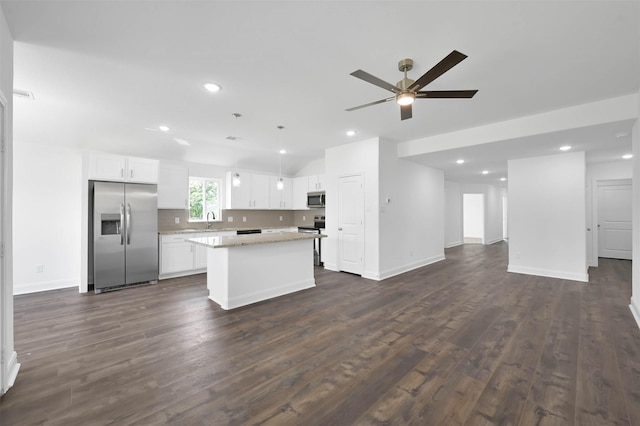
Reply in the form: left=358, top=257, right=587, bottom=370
left=0, top=1, right=18, bottom=395
left=378, top=140, right=444, bottom=280
left=13, top=142, right=83, bottom=294
left=585, top=161, right=633, bottom=267
left=461, top=183, right=504, bottom=245
left=507, top=151, right=588, bottom=282
left=444, top=181, right=462, bottom=248
left=630, top=117, right=640, bottom=328
left=324, top=138, right=380, bottom=278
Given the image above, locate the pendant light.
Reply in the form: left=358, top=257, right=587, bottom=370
left=231, top=113, right=242, bottom=187
left=276, top=125, right=285, bottom=190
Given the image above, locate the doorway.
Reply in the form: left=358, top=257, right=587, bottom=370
left=463, top=193, right=484, bottom=244
left=596, top=179, right=632, bottom=260
left=338, top=174, right=363, bottom=275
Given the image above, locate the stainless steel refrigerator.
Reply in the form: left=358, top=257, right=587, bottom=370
left=91, top=181, right=158, bottom=293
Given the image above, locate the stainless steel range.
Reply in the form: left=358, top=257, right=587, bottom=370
left=298, top=216, right=325, bottom=266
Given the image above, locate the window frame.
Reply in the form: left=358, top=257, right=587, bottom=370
left=188, top=176, right=222, bottom=222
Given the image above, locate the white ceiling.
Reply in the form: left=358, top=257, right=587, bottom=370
left=2, top=1, right=639, bottom=179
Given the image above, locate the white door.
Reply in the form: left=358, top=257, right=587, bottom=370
left=463, top=193, right=484, bottom=244
left=598, top=180, right=632, bottom=260
left=338, top=174, right=363, bottom=275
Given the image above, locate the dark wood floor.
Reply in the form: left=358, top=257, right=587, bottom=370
left=1, top=242, right=639, bottom=425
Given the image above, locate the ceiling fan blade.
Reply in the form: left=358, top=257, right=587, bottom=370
left=350, top=70, right=399, bottom=93
left=345, top=97, right=394, bottom=111
left=400, top=104, right=412, bottom=120
left=408, top=50, right=468, bottom=92
left=416, top=90, right=478, bottom=98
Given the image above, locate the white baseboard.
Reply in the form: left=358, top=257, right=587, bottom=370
left=159, top=268, right=205, bottom=280
left=445, top=241, right=463, bottom=249
left=630, top=298, right=640, bottom=330
left=377, top=254, right=446, bottom=281
left=507, top=265, right=589, bottom=282
left=216, top=278, right=316, bottom=310
left=2, top=350, right=20, bottom=395
left=323, top=262, right=338, bottom=272
left=13, top=279, right=78, bottom=295
left=485, top=238, right=504, bottom=245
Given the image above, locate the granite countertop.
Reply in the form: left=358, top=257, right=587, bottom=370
left=158, top=226, right=298, bottom=235
left=187, top=232, right=326, bottom=248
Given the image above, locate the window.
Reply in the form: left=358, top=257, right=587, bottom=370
left=189, top=177, right=221, bottom=222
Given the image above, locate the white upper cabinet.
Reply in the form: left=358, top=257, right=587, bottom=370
left=158, top=163, right=189, bottom=209
left=292, top=176, right=309, bottom=210
left=127, top=157, right=159, bottom=183
left=88, top=152, right=158, bottom=183
left=309, top=174, right=325, bottom=191
left=269, top=176, right=293, bottom=209
left=226, top=171, right=271, bottom=209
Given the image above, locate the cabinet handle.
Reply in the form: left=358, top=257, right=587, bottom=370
left=121, top=168, right=124, bottom=178
left=130, top=169, right=133, bottom=178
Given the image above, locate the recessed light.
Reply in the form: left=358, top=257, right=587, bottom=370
left=559, top=145, right=571, bottom=151
left=203, top=83, right=221, bottom=93
left=456, top=159, right=465, bottom=164
left=158, top=125, right=170, bottom=132
left=622, top=154, right=633, bottom=159
left=174, top=138, right=190, bottom=146
left=279, top=149, right=287, bottom=154
left=482, top=170, right=489, bottom=175
left=500, top=177, right=507, bottom=181
left=346, top=130, right=357, bottom=137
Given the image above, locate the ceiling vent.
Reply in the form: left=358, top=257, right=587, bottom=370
left=13, top=89, right=35, bottom=100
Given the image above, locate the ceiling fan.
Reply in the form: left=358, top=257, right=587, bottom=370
left=346, top=50, right=478, bottom=121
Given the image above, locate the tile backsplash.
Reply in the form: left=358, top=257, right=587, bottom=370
left=158, top=208, right=325, bottom=231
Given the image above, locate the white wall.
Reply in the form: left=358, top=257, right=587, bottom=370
left=631, top=117, right=640, bottom=328
left=460, top=183, right=504, bottom=245
left=585, top=160, right=633, bottom=267
left=508, top=151, right=588, bottom=282
left=13, top=143, right=83, bottom=294
left=379, top=139, right=444, bottom=279
left=463, top=194, right=484, bottom=240
left=444, top=181, right=462, bottom=248
left=0, top=1, right=18, bottom=395
left=295, top=157, right=325, bottom=177
left=324, top=138, right=379, bottom=277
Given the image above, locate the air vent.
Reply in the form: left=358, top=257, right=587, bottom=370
left=13, top=89, right=35, bottom=100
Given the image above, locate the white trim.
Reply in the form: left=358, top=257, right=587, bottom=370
left=217, top=278, right=315, bottom=310
left=158, top=268, right=206, bottom=280
left=445, top=241, right=463, bottom=249
left=376, top=254, right=446, bottom=281
left=323, top=262, right=338, bottom=272
left=4, top=350, right=19, bottom=390
left=13, top=279, right=77, bottom=295
left=630, top=298, right=640, bottom=330
left=507, top=265, right=589, bottom=282
left=484, top=238, right=504, bottom=245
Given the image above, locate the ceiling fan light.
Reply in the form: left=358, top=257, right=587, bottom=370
left=396, top=92, right=415, bottom=106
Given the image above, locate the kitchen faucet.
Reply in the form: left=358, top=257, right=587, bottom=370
left=206, top=211, right=215, bottom=229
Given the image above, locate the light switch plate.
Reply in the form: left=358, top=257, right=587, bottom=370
left=228, top=216, right=233, bottom=222
left=174, top=217, right=180, bottom=224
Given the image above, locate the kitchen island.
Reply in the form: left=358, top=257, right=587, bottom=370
left=188, top=232, right=326, bottom=310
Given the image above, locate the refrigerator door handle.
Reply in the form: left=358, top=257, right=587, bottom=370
left=119, top=203, right=125, bottom=245
left=126, top=203, right=132, bottom=245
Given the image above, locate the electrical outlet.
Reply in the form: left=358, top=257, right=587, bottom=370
left=303, top=216, right=306, bottom=222
left=174, top=217, right=180, bottom=224
left=279, top=216, right=283, bottom=221
left=228, top=216, right=233, bottom=222
left=36, top=264, right=43, bottom=273
left=243, top=216, right=247, bottom=222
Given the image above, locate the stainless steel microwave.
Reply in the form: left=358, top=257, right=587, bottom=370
left=307, top=191, right=325, bottom=208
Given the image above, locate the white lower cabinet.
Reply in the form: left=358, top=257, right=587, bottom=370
left=160, top=231, right=236, bottom=279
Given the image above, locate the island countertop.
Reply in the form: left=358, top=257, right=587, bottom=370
left=187, top=232, right=326, bottom=249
